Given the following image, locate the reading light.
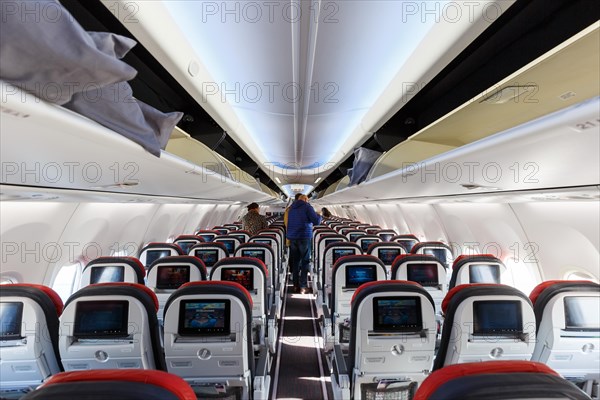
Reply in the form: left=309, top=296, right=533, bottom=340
left=275, top=177, right=281, bottom=184
left=315, top=177, right=322, bottom=184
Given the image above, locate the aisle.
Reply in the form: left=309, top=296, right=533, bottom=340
left=270, top=283, right=333, bottom=400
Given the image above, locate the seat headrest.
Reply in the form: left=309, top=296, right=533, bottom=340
left=1, top=283, right=64, bottom=316
left=30, top=370, right=196, bottom=400
left=178, top=281, right=253, bottom=308
left=414, top=361, right=559, bottom=400
left=213, top=257, right=268, bottom=277
left=86, top=256, right=146, bottom=279
left=70, top=282, right=159, bottom=312
left=442, top=283, right=528, bottom=314
left=351, top=280, right=427, bottom=305
left=529, top=279, right=599, bottom=304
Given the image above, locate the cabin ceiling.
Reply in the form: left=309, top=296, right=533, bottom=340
left=61, top=0, right=599, bottom=198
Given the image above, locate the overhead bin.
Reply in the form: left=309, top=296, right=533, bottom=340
left=0, top=81, right=276, bottom=203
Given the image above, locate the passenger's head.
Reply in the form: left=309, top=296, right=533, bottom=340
left=294, top=193, right=302, bottom=201
left=300, top=195, right=309, bottom=202
left=247, top=202, right=259, bottom=212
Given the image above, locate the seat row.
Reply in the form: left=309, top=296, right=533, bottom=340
left=12, top=360, right=592, bottom=400
left=0, top=280, right=272, bottom=399
left=325, top=279, right=599, bottom=399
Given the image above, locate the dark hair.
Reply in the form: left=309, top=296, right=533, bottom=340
left=247, top=202, right=259, bottom=210
left=294, top=193, right=302, bottom=200
left=321, top=208, right=332, bottom=218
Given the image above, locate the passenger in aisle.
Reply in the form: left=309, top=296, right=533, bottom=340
left=287, top=195, right=322, bottom=294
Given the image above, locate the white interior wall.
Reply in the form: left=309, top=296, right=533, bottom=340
left=340, top=199, right=599, bottom=294
left=0, top=201, right=245, bottom=287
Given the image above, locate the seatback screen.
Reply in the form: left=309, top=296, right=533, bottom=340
left=373, top=297, right=422, bottom=332
left=469, top=264, right=500, bottom=284
left=178, top=300, right=229, bottom=336
left=156, top=265, right=190, bottom=289
left=0, top=302, right=23, bottom=340
left=564, top=296, right=600, bottom=330
left=217, top=240, right=235, bottom=255
left=345, top=265, right=377, bottom=289
left=221, top=268, right=254, bottom=291
left=230, top=234, right=247, bottom=244
left=145, top=250, right=171, bottom=267
left=194, top=249, right=219, bottom=267
left=473, top=300, right=522, bottom=336
left=378, top=248, right=401, bottom=265
left=379, top=233, right=394, bottom=242
left=422, top=248, right=449, bottom=265
left=324, top=238, right=343, bottom=248
left=198, top=234, right=215, bottom=242
left=407, top=263, right=439, bottom=287
left=349, top=233, right=364, bottom=242
left=175, top=241, right=196, bottom=254
left=241, top=249, right=265, bottom=263
left=74, top=301, right=129, bottom=338
left=333, top=249, right=355, bottom=264
left=397, top=239, right=417, bottom=253
left=360, top=239, right=378, bottom=252
left=90, top=266, right=125, bottom=284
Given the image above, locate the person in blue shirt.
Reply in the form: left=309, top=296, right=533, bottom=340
left=286, top=194, right=322, bottom=294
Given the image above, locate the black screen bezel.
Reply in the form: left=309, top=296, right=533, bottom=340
left=73, top=300, right=129, bottom=338
left=156, top=265, right=190, bottom=290
left=178, top=299, right=230, bottom=336
left=241, top=249, right=266, bottom=263
left=0, top=302, right=24, bottom=340
left=406, top=263, right=439, bottom=287
left=345, top=264, right=377, bottom=289
left=473, top=300, right=523, bottom=336
left=372, top=296, right=423, bottom=333
left=89, top=265, right=125, bottom=284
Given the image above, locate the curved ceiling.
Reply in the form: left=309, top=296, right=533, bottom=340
left=99, top=0, right=515, bottom=194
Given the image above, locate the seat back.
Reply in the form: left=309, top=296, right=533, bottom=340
left=20, top=370, right=197, bottom=400
left=229, top=230, right=251, bottom=244
left=235, top=243, right=277, bottom=289
left=0, top=284, right=63, bottom=392
left=173, top=235, right=205, bottom=255
left=356, top=235, right=381, bottom=253
left=448, top=254, right=506, bottom=290
left=194, top=230, right=220, bottom=243
left=248, top=235, right=281, bottom=275
left=139, top=243, right=184, bottom=269
left=80, top=256, right=145, bottom=288
left=364, top=226, right=381, bottom=235
left=211, top=226, right=231, bottom=235
left=316, top=234, right=348, bottom=272
left=366, top=242, right=406, bottom=275
left=414, top=361, right=591, bottom=400
left=411, top=241, right=454, bottom=269
left=376, top=229, right=397, bottom=242
left=163, top=281, right=254, bottom=397
left=59, top=283, right=165, bottom=371
left=210, top=258, right=269, bottom=323
left=188, top=242, right=228, bottom=274
left=433, top=284, right=536, bottom=371
left=320, top=242, right=362, bottom=304
left=331, top=256, right=387, bottom=330
left=146, top=256, right=207, bottom=321
left=530, top=280, right=600, bottom=383
left=391, top=234, right=420, bottom=253
left=391, top=254, right=447, bottom=315
left=312, top=228, right=336, bottom=258
left=213, top=235, right=241, bottom=256
left=348, top=281, right=436, bottom=397
left=346, top=230, right=366, bottom=243
left=223, top=224, right=240, bottom=231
